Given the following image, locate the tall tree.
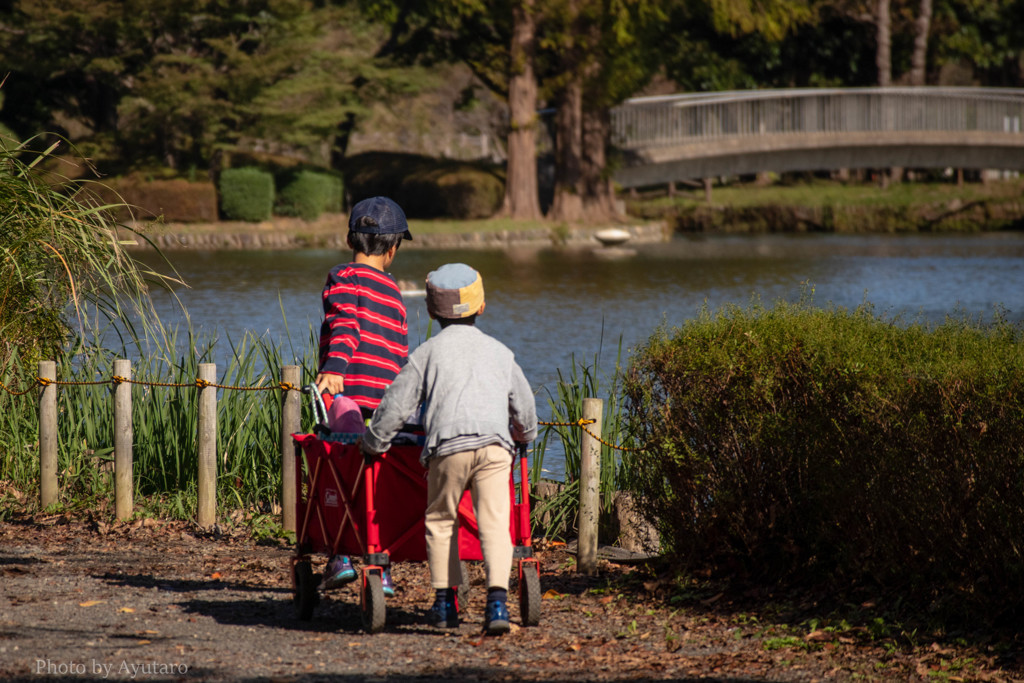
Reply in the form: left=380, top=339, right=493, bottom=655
left=363, top=0, right=545, bottom=219
left=544, top=0, right=665, bottom=222
left=908, top=0, right=933, bottom=85
left=503, top=0, right=543, bottom=219
left=876, top=0, right=892, bottom=85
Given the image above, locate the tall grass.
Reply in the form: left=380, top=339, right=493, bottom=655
left=2, top=323, right=320, bottom=521
left=0, top=139, right=322, bottom=524
left=0, top=137, right=177, bottom=369
left=529, top=337, right=635, bottom=540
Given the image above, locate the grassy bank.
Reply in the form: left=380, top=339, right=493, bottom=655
left=627, top=177, right=1024, bottom=232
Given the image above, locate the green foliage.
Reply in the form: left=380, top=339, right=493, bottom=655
left=343, top=151, right=503, bottom=219
left=275, top=169, right=343, bottom=221
left=530, top=341, right=633, bottom=540
left=0, top=324, right=321, bottom=521
left=622, top=293, right=1024, bottom=616
left=0, top=139, right=162, bottom=369
left=219, top=167, right=274, bottom=222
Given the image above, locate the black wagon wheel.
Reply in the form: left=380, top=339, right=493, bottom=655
left=519, top=564, right=541, bottom=627
left=293, top=560, right=319, bottom=621
left=361, top=572, right=387, bottom=634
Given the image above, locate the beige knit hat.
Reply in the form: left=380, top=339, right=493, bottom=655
left=425, top=263, right=485, bottom=319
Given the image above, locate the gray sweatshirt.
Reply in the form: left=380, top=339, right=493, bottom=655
left=362, top=324, right=538, bottom=462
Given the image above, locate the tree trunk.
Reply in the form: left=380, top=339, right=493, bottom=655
left=502, top=0, right=542, bottom=220
left=580, top=105, right=618, bottom=221
left=875, top=0, right=891, bottom=87
left=876, top=0, right=899, bottom=183
left=909, top=0, right=933, bottom=86
left=548, top=75, right=584, bottom=222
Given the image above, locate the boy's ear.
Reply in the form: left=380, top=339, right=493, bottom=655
left=477, top=301, right=486, bottom=317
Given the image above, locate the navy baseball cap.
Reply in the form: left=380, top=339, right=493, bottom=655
left=348, top=196, right=412, bottom=240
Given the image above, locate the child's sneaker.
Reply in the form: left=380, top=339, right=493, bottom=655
left=428, top=595, right=459, bottom=629
left=483, top=599, right=510, bottom=635
left=319, top=555, right=356, bottom=590
left=381, top=568, right=395, bottom=598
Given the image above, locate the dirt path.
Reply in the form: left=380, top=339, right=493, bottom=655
left=0, top=515, right=1015, bottom=682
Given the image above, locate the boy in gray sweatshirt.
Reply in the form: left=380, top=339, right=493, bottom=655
left=360, top=263, right=537, bottom=635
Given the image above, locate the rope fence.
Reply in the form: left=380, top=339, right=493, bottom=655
left=10, top=359, right=633, bottom=564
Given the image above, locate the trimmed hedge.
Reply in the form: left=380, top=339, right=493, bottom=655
left=275, top=169, right=343, bottom=221
left=622, top=298, right=1024, bottom=617
left=219, top=167, right=274, bottom=222
left=341, top=151, right=503, bottom=219
left=83, top=177, right=219, bottom=223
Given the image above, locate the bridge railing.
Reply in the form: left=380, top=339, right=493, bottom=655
left=611, top=87, right=1024, bottom=149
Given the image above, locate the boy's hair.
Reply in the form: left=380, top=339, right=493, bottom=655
left=348, top=226, right=403, bottom=256
left=438, top=314, right=477, bottom=328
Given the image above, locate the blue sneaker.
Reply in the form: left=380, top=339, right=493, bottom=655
left=484, top=600, right=510, bottom=635
left=319, top=555, right=356, bottom=590
left=381, top=568, right=395, bottom=598
left=429, top=596, right=459, bottom=629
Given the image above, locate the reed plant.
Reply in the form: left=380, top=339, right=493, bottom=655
left=0, top=139, right=321, bottom=527
left=2, top=323, right=320, bottom=522
left=529, top=337, right=635, bottom=540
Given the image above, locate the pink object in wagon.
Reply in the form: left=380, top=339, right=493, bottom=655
left=326, top=393, right=365, bottom=434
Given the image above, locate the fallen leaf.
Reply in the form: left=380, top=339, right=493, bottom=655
left=79, top=600, right=106, bottom=607
left=542, top=589, right=563, bottom=600
left=599, top=596, right=615, bottom=604
left=118, top=607, right=135, bottom=614
left=210, top=572, right=222, bottom=580
left=136, top=639, right=151, bottom=645
left=805, top=630, right=833, bottom=642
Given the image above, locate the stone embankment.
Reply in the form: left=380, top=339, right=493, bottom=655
left=121, top=218, right=670, bottom=251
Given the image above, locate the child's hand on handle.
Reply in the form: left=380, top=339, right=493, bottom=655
left=315, top=372, right=344, bottom=396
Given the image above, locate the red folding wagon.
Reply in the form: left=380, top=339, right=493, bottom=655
left=290, top=390, right=541, bottom=633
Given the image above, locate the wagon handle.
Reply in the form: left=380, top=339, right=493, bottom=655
left=302, top=383, right=330, bottom=435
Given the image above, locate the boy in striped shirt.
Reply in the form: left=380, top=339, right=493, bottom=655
left=315, top=196, right=412, bottom=594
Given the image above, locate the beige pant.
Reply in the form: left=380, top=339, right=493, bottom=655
left=425, top=444, right=513, bottom=590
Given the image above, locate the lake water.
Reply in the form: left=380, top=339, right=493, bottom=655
left=135, top=232, right=1024, bottom=478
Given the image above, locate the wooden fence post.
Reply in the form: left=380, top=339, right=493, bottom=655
left=113, top=359, right=133, bottom=520
left=197, top=363, right=217, bottom=528
left=38, top=360, right=57, bottom=509
left=280, top=365, right=300, bottom=533
left=578, top=397, right=602, bottom=575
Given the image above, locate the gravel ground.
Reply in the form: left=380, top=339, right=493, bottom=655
left=0, top=515, right=1017, bottom=683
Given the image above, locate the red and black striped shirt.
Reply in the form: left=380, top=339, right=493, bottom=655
left=317, top=263, right=408, bottom=411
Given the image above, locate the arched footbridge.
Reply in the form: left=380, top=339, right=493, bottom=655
left=610, top=87, right=1024, bottom=188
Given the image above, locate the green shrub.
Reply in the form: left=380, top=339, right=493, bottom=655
left=275, top=169, right=343, bottom=221
left=219, top=167, right=274, bottom=222
left=342, top=151, right=503, bottom=219
left=622, top=296, right=1024, bottom=616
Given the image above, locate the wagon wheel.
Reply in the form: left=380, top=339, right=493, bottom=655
left=519, top=564, right=541, bottom=627
left=293, top=560, right=318, bottom=621
left=361, top=573, right=386, bottom=634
